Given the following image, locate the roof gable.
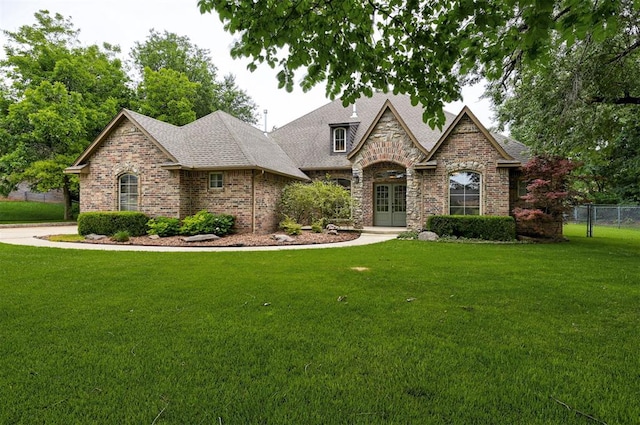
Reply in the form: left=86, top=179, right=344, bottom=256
left=425, top=106, right=513, bottom=162
left=346, top=99, right=430, bottom=160
left=71, top=109, right=309, bottom=181
left=72, top=109, right=179, bottom=167
left=270, top=92, right=457, bottom=169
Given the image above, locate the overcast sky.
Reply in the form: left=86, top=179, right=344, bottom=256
left=0, top=0, right=496, bottom=130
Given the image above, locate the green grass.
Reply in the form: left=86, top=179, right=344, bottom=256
left=1, top=224, right=638, bottom=424
left=0, top=200, right=67, bottom=223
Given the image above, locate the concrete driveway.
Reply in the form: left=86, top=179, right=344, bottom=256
left=0, top=224, right=399, bottom=252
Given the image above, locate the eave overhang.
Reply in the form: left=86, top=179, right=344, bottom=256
left=64, top=164, right=89, bottom=174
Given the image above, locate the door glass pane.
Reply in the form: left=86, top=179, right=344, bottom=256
left=393, top=185, right=406, bottom=212
left=376, top=186, right=389, bottom=212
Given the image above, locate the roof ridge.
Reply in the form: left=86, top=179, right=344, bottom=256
left=216, top=111, right=259, bottom=166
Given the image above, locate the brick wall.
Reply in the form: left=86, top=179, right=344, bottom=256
left=181, top=170, right=291, bottom=233
left=79, top=119, right=293, bottom=234
left=422, top=116, right=511, bottom=220
left=254, top=172, right=291, bottom=233
left=79, top=120, right=181, bottom=216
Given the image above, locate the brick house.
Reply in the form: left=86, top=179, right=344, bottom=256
left=66, top=92, right=528, bottom=233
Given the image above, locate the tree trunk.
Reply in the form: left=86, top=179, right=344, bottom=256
left=62, top=176, right=73, bottom=221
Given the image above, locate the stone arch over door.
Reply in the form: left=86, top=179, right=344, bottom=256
left=348, top=107, right=428, bottom=228
left=357, top=161, right=410, bottom=227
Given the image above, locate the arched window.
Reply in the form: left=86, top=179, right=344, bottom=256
left=333, top=127, right=346, bottom=152
left=449, top=171, right=480, bottom=215
left=119, top=174, right=139, bottom=211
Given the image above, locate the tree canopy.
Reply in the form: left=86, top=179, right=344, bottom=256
left=198, top=0, right=629, bottom=128
left=490, top=0, right=640, bottom=202
left=131, top=29, right=258, bottom=124
left=0, top=11, right=130, bottom=217
left=1, top=11, right=260, bottom=215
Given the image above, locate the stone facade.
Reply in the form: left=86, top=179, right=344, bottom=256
left=349, top=108, right=427, bottom=228
left=346, top=110, right=516, bottom=229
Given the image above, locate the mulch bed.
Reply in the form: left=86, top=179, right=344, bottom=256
left=74, top=230, right=361, bottom=248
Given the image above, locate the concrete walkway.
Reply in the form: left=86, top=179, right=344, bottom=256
left=0, top=224, right=400, bottom=252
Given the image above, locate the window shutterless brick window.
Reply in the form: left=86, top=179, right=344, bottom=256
left=449, top=171, right=481, bottom=215
left=333, top=127, right=346, bottom=152
left=119, top=173, right=139, bottom=211
left=209, top=172, right=223, bottom=189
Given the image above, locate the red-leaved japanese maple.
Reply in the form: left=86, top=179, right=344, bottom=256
left=513, top=155, right=580, bottom=239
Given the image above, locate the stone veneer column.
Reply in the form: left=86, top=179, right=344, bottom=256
left=351, top=166, right=364, bottom=229
left=405, top=167, right=422, bottom=230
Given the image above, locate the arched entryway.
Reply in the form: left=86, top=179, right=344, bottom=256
left=371, top=163, right=407, bottom=227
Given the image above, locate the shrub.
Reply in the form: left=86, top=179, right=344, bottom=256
left=397, top=230, right=420, bottom=240
left=179, top=210, right=235, bottom=236
left=311, top=219, right=325, bottom=233
left=426, top=215, right=516, bottom=241
left=77, top=212, right=149, bottom=236
left=147, top=216, right=181, bottom=237
left=278, top=180, right=352, bottom=225
left=280, top=216, right=302, bottom=235
left=111, top=230, right=130, bottom=242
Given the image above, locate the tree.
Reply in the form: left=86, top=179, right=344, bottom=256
left=216, top=74, right=258, bottom=124
left=135, top=67, right=198, bottom=125
left=130, top=30, right=219, bottom=119
left=2, top=81, right=87, bottom=217
left=489, top=0, right=640, bottom=202
left=513, top=155, right=581, bottom=239
left=0, top=10, right=131, bottom=218
left=197, top=0, right=627, bottom=128
left=131, top=30, right=258, bottom=123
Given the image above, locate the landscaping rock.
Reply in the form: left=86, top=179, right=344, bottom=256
left=273, top=234, right=295, bottom=243
left=327, top=229, right=339, bottom=235
left=148, top=234, right=160, bottom=240
left=326, top=224, right=339, bottom=231
left=85, top=233, right=107, bottom=240
left=181, top=234, right=220, bottom=242
left=418, top=231, right=439, bottom=241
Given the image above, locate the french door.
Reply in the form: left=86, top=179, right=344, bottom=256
left=374, top=184, right=406, bottom=226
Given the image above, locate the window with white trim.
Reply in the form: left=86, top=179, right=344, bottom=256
left=209, top=172, right=223, bottom=189
left=449, top=171, right=480, bottom=215
left=333, top=127, right=346, bottom=152
left=119, top=174, right=139, bottom=211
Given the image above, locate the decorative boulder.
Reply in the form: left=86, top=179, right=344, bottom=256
left=273, top=234, right=295, bottom=243
left=85, top=233, right=107, bottom=240
left=181, top=234, right=221, bottom=242
left=418, top=231, right=439, bottom=241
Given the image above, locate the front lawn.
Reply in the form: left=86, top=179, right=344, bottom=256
left=1, top=225, right=638, bottom=424
left=0, top=200, right=67, bottom=223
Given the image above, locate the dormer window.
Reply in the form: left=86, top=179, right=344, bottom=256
left=333, top=127, right=346, bottom=152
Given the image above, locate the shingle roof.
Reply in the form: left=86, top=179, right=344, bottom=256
left=492, top=133, right=530, bottom=164
left=123, top=109, right=309, bottom=180
left=270, top=92, right=529, bottom=168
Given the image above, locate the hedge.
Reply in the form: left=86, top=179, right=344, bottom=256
left=77, top=212, right=150, bottom=237
left=426, top=215, right=516, bottom=241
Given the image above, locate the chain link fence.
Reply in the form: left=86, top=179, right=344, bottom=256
left=571, top=205, right=640, bottom=228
